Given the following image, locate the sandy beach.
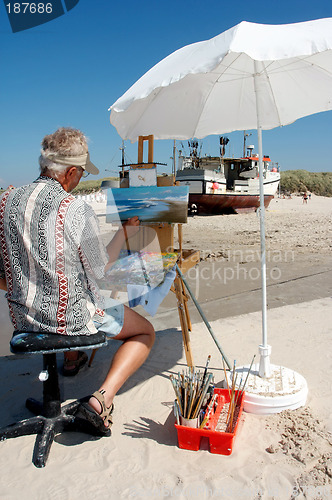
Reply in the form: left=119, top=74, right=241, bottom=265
left=0, top=194, right=331, bottom=499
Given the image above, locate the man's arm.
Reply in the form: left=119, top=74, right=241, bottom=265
left=105, top=216, right=140, bottom=270
left=0, top=253, right=6, bottom=291
left=78, top=204, right=140, bottom=278
left=0, top=278, right=7, bottom=291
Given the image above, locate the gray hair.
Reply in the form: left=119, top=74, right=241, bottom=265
left=39, top=127, right=89, bottom=179
left=39, top=157, right=68, bottom=180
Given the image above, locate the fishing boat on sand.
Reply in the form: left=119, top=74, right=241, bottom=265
left=175, top=136, right=280, bottom=214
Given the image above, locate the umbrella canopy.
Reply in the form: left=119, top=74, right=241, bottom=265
left=110, top=18, right=332, bottom=142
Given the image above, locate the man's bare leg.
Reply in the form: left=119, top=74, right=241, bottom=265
left=88, top=305, right=155, bottom=418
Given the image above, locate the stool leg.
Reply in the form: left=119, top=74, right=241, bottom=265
left=42, top=353, right=61, bottom=418
left=61, top=400, right=81, bottom=415
left=0, top=416, right=44, bottom=440
left=24, top=354, right=62, bottom=418
left=33, top=420, right=55, bottom=468
left=88, top=348, right=97, bottom=367
left=26, top=398, right=43, bottom=415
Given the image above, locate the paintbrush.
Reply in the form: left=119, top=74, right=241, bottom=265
left=222, top=356, right=231, bottom=401
left=233, top=354, right=256, bottom=412
left=239, top=354, right=256, bottom=395
left=174, top=400, right=181, bottom=425
left=202, top=355, right=211, bottom=387
left=187, top=375, right=199, bottom=418
left=192, top=372, right=213, bottom=418
left=170, top=375, right=183, bottom=415
left=199, top=393, right=218, bottom=429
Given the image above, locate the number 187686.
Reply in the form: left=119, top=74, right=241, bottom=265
left=6, top=3, right=53, bottom=14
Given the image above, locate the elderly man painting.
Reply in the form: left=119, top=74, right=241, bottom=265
left=0, top=127, right=155, bottom=433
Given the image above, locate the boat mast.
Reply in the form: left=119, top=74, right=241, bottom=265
left=119, top=140, right=125, bottom=176
left=243, top=130, right=252, bottom=157
left=172, top=139, right=176, bottom=177
left=188, top=140, right=199, bottom=168
left=219, top=136, right=229, bottom=170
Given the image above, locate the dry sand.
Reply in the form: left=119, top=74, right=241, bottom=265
left=182, top=194, right=332, bottom=258
left=0, top=194, right=331, bottom=499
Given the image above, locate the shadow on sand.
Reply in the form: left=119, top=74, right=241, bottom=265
left=0, top=328, right=184, bottom=435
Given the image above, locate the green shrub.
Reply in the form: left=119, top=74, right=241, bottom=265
left=280, top=171, right=332, bottom=197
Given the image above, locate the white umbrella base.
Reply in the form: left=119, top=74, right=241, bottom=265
left=225, top=364, right=308, bottom=415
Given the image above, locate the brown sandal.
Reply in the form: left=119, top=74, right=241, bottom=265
left=89, top=390, right=114, bottom=428
left=63, top=351, right=88, bottom=376
left=76, top=390, right=114, bottom=435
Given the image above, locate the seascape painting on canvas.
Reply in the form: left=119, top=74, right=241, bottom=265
left=106, top=186, right=189, bottom=224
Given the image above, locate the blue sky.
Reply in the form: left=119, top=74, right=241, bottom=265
left=1, top=0, right=332, bottom=188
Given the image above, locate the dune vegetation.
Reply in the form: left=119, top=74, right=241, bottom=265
left=280, top=170, right=332, bottom=197
left=71, top=176, right=117, bottom=195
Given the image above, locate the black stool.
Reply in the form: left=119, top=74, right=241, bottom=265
left=0, top=331, right=108, bottom=468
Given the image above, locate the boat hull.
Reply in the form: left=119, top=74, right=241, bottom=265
left=189, top=193, right=274, bottom=214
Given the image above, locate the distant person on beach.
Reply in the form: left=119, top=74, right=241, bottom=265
left=0, top=127, right=155, bottom=434
left=303, top=192, right=308, bottom=204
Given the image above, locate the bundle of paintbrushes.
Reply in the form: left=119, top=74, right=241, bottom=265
left=171, top=356, right=214, bottom=426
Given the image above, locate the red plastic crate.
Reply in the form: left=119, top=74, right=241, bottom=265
left=175, top=388, right=244, bottom=455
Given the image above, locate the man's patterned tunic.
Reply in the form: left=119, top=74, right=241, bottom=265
left=0, top=176, right=108, bottom=335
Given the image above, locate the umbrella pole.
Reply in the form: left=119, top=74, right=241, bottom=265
left=254, top=62, right=271, bottom=378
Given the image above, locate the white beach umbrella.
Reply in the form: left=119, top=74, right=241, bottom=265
left=109, top=18, right=332, bottom=411
left=110, top=18, right=332, bottom=141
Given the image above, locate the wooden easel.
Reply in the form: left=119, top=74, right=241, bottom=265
left=89, top=135, right=199, bottom=368
left=172, top=225, right=195, bottom=367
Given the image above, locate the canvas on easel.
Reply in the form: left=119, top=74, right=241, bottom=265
left=106, top=185, right=189, bottom=224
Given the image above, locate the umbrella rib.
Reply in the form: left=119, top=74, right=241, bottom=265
left=213, top=72, right=253, bottom=84
left=263, top=52, right=332, bottom=78
left=260, top=60, right=283, bottom=127
left=191, top=73, right=225, bottom=138
left=267, top=55, right=332, bottom=127
left=212, top=52, right=254, bottom=80
left=297, top=52, right=332, bottom=78
left=192, top=52, right=247, bottom=138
